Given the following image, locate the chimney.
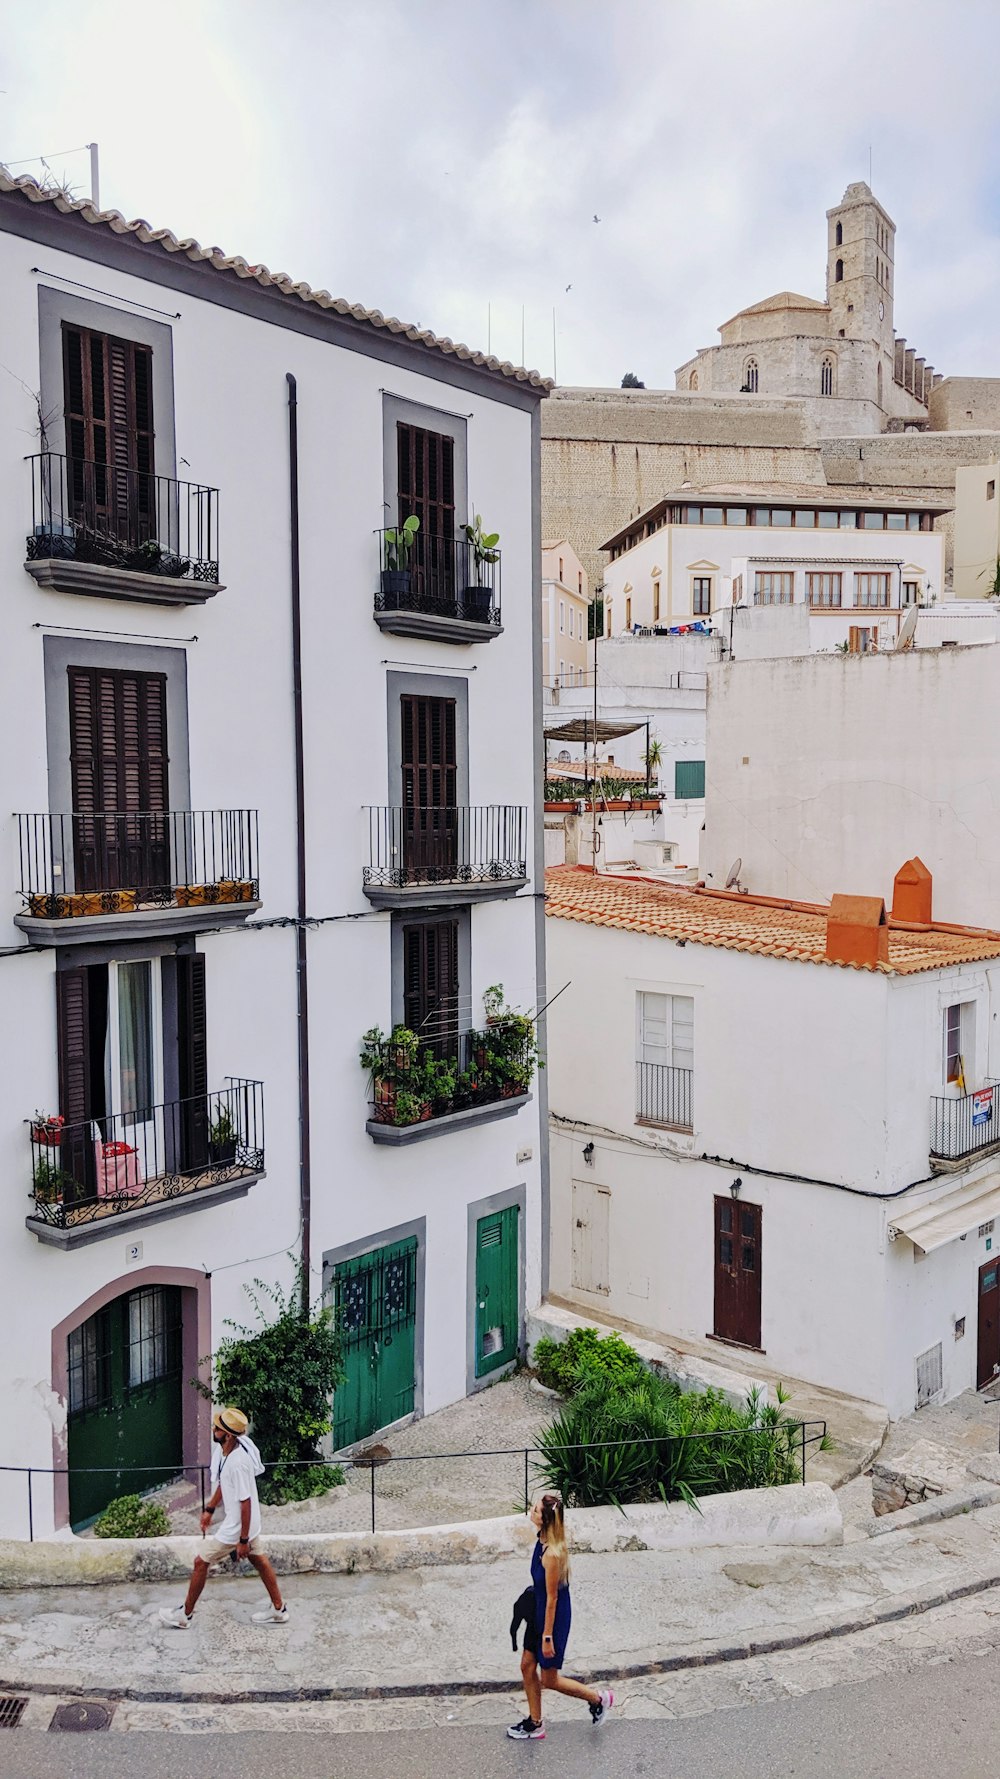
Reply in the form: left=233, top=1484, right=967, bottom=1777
left=825, top=894, right=889, bottom=968
left=892, top=857, right=932, bottom=925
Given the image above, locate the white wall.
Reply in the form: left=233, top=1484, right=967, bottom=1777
left=952, top=461, right=1000, bottom=598
left=0, top=214, right=543, bottom=1534
left=701, top=645, right=1000, bottom=926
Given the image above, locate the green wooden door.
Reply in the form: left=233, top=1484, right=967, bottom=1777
left=475, top=1206, right=519, bottom=1378
left=332, top=1238, right=418, bottom=1448
left=67, top=1284, right=183, bottom=1529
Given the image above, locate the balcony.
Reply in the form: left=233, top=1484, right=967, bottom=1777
left=14, top=810, right=260, bottom=945
left=24, top=452, right=222, bottom=606
left=930, top=1086, right=1000, bottom=1168
left=373, top=531, right=502, bottom=643
left=362, top=1013, right=537, bottom=1145
left=26, top=1079, right=265, bottom=1248
left=362, top=806, right=527, bottom=908
left=635, top=1061, right=693, bottom=1131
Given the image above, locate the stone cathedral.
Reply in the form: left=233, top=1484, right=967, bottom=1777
left=674, top=183, right=935, bottom=432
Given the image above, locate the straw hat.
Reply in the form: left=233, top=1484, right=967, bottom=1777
left=212, top=1406, right=249, bottom=1436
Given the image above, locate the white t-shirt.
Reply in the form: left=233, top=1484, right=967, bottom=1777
left=216, top=1444, right=262, bottom=1544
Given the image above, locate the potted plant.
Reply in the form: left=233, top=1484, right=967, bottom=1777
left=31, top=1153, right=73, bottom=1205
left=360, top=1023, right=422, bottom=1120
left=209, top=1106, right=239, bottom=1166
left=30, top=1110, right=64, bottom=1146
left=461, top=514, right=499, bottom=622
left=393, top=1090, right=431, bottom=1127
left=381, top=515, right=420, bottom=606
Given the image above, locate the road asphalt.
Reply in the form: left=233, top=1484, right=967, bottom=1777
left=0, top=1648, right=997, bottom=1778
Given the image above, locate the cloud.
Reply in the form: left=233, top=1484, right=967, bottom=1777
left=2, top=0, right=998, bottom=384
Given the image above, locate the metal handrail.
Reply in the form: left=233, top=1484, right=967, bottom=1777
left=374, top=529, right=501, bottom=627
left=15, top=808, right=259, bottom=909
left=363, top=805, right=527, bottom=888
left=25, top=450, right=220, bottom=582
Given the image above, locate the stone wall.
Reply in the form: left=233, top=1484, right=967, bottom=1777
left=929, top=378, right=1000, bottom=434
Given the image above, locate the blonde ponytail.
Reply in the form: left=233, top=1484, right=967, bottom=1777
left=539, top=1492, right=570, bottom=1584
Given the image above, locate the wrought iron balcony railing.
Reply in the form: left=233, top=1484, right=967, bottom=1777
left=28, top=1079, right=265, bottom=1231
left=363, top=805, right=526, bottom=890
left=16, top=810, right=258, bottom=918
left=26, top=452, right=220, bottom=583
left=636, top=1061, right=693, bottom=1130
left=374, top=530, right=501, bottom=628
left=930, top=1086, right=999, bottom=1161
left=366, top=1025, right=535, bottom=1131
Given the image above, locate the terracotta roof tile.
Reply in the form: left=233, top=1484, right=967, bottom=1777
left=544, top=866, right=1000, bottom=976
left=0, top=172, right=551, bottom=392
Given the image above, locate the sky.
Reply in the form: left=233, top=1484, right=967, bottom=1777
left=2, top=0, right=999, bottom=389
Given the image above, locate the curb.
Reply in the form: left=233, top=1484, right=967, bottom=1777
left=6, top=1559, right=1000, bottom=1706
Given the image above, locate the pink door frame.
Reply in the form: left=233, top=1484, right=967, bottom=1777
left=50, top=1265, right=212, bottom=1531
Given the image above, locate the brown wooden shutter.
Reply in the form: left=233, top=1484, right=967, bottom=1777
left=68, top=667, right=169, bottom=893
left=403, top=918, right=459, bottom=1057
left=62, top=323, right=155, bottom=538
left=400, top=695, right=457, bottom=878
left=177, top=953, right=209, bottom=1170
left=397, top=423, right=456, bottom=606
left=56, top=966, right=96, bottom=1194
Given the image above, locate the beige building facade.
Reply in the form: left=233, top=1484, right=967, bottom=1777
left=952, top=461, right=1000, bottom=598
left=542, top=539, right=590, bottom=687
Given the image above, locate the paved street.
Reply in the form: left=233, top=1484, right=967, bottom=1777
left=2, top=1645, right=1000, bottom=1777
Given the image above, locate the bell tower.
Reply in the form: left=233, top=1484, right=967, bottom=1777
left=826, top=182, right=895, bottom=371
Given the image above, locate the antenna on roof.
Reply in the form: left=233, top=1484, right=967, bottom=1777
left=88, top=141, right=99, bottom=210
left=725, top=857, right=744, bottom=892
left=894, top=605, right=918, bottom=652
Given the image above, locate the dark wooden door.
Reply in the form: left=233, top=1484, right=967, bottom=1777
left=713, top=1196, right=762, bottom=1349
left=63, top=323, right=155, bottom=546
left=68, top=665, right=169, bottom=895
left=402, top=918, right=459, bottom=1058
left=400, top=694, right=457, bottom=879
left=978, top=1260, right=1000, bottom=1388
left=397, top=421, right=455, bottom=607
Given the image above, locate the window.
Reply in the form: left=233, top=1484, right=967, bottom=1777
left=886, top=512, right=907, bottom=531
left=838, top=509, right=858, bottom=529
left=807, top=572, right=842, bottom=608
left=988, top=481, right=996, bottom=502
left=725, top=507, right=748, bottom=526
left=689, top=371, right=699, bottom=390
left=702, top=507, right=724, bottom=526
left=397, top=422, right=456, bottom=598
left=770, top=509, right=793, bottom=527
left=68, top=1308, right=112, bottom=1414
left=821, top=357, right=834, bottom=396
left=578, top=570, right=583, bottom=593
left=652, top=579, right=660, bottom=622
left=637, top=992, right=694, bottom=1127
left=944, top=1003, right=975, bottom=1087
left=605, top=603, right=612, bottom=637
left=559, top=601, right=565, bottom=633
left=692, top=577, right=712, bottom=615
left=835, top=221, right=843, bottom=247
left=127, top=1285, right=178, bottom=1388
left=861, top=511, right=885, bottom=530
left=835, top=258, right=844, bottom=282
left=902, top=580, right=919, bottom=607
left=753, top=507, right=772, bottom=527
left=402, top=917, right=459, bottom=1058
left=743, top=359, right=758, bottom=393
left=685, top=505, right=702, bottom=525
left=63, top=324, right=155, bottom=535
left=625, top=596, right=632, bottom=629
left=559, top=558, right=564, bottom=583
left=675, top=759, right=706, bottom=799
left=855, top=572, right=891, bottom=608
left=559, top=659, right=565, bottom=681
left=817, top=509, right=839, bottom=528
left=754, top=571, right=794, bottom=605
left=848, top=625, right=876, bottom=654
left=793, top=509, right=815, bottom=528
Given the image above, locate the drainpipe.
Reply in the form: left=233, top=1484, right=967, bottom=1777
left=286, top=372, right=311, bottom=1312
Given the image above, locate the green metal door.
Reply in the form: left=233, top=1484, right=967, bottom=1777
left=66, top=1284, right=183, bottom=1528
left=475, top=1206, right=519, bottom=1377
left=332, top=1238, right=418, bottom=1448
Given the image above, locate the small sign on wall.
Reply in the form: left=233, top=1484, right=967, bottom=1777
left=973, top=1087, right=994, bottom=1128
left=126, top=1241, right=143, bottom=1265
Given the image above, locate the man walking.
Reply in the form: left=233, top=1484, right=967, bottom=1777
left=159, top=1407, right=288, bottom=1628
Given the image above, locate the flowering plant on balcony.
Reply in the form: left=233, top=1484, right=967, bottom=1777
left=30, top=1110, right=64, bottom=1146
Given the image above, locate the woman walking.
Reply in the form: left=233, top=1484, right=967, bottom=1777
left=507, top=1491, right=614, bottom=1741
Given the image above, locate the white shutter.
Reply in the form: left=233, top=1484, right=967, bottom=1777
left=671, top=995, right=694, bottom=1070
left=639, top=992, right=670, bottom=1064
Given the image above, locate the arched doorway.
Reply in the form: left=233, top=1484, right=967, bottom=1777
left=53, top=1266, right=210, bottom=1529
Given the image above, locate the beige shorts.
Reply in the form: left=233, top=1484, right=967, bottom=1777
left=200, top=1536, right=262, bottom=1567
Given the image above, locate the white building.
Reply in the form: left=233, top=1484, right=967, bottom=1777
left=542, top=539, right=590, bottom=689
left=701, top=644, right=1000, bottom=928
left=546, top=862, right=1000, bottom=1419
left=952, top=460, right=1000, bottom=599
left=0, top=172, right=547, bottom=1537
left=602, top=484, right=948, bottom=654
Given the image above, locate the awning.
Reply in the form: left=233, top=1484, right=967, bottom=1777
left=888, top=1173, right=1000, bottom=1254
left=544, top=718, right=646, bottom=743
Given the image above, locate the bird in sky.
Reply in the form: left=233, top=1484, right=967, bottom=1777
left=593, top=214, right=601, bottom=223
left=565, top=283, right=572, bottom=291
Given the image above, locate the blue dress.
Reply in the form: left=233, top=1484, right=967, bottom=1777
left=532, top=1538, right=571, bottom=1670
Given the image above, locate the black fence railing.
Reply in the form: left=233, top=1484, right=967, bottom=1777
left=2, top=1420, right=828, bottom=1541
left=374, top=530, right=501, bottom=627
left=25, top=451, right=220, bottom=583
left=28, top=1078, right=265, bottom=1229
left=367, top=1024, right=534, bottom=1129
left=930, top=1086, right=999, bottom=1161
left=15, top=809, right=258, bottom=917
left=636, top=1061, right=693, bottom=1130
left=363, top=805, right=526, bottom=889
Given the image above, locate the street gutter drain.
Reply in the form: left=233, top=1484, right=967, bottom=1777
left=49, top=1700, right=115, bottom=1732
left=0, top=1696, right=27, bottom=1728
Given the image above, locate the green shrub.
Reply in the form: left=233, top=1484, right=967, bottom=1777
left=536, top=1377, right=802, bottom=1508
left=93, top=1493, right=171, bottom=1539
left=533, top=1327, right=648, bottom=1396
left=198, top=1267, right=345, bottom=1505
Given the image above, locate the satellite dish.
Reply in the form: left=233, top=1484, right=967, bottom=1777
left=725, top=857, right=743, bottom=890
left=894, top=605, right=919, bottom=652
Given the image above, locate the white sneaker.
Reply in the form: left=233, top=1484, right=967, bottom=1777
left=590, top=1689, right=614, bottom=1727
left=251, top=1604, right=289, bottom=1625
left=158, top=1605, right=192, bottom=1629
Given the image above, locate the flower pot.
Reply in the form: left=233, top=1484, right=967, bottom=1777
left=31, top=1121, right=64, bottom=1146
left=461, top=584, right=493, bottom=623
left=217, top=879, right=254, bottom=903
left=210, top=1137, right=238, bottom=1167
left=380, top=568, right=412, bottom=607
